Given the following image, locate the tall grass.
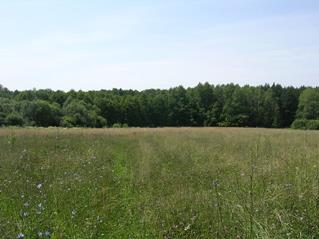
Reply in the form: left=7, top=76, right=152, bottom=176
left=0, top=128, right=319, bottom=238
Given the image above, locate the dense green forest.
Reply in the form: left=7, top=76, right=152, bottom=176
left=0, top=83, right=318, bottom=129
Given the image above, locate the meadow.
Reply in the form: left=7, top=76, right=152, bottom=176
left=1, top=128, right=319, bottom=239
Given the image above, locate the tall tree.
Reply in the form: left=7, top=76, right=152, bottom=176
left=297, top=88, right=319, bottom=120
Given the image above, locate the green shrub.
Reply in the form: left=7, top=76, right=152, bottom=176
left=291, top=119, right=319, bottom=130
left=217, top=122, right=232, bottom=127
left=96, top=116, right=107, bottom=128
left=60, top=116, right=75, bottom=128
left=306, top=120, right=319, bottom=130
left=291, top=119, right=307, bottom=129
left=0, top=112, right=5, bottom=126
left=111, top=123, right=129, bottom=128
left=112, top=123, right=122, bottom=128
left=5, top=113, right=24, bottom=126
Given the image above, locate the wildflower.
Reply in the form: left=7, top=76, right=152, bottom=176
left=71, top=209, right=77, bottom=218
left=97, top=215, right=103, bottom=223
left=17, top=233, right=25, bottom=239
left=36, top=183, right=43, bottom=189
left=37, top=230, right=51, bottom=238
left=212, top=180, right=220, bottom=188
left=37, top=203, right=45, bottom=213
left=19, top=150, right=27, bottom=160
left=21, top=212, right=29, bottom=217
left=23, top=202, right=29, bottom=208
left=184, top=224, right=191, bottom=231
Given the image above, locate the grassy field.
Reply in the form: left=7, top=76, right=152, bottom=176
left=1, top=128, right=319, bottom=238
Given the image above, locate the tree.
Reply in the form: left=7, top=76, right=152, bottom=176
left=222, top=87, right=250, bottom=126
left=94, top=96, right=121, bottom=126
left=168, top=86, right=193, bottom=126
left=297, top=88, right=319, bottom=120
left=260, top=89, right=280, bottom=128
left=5, top=112, right=24, bottom=126
left=23, top=100, right=61, bottom=127
left=195, top=82, right=214, bottom=111
left=123, top=96, right=142, bottom=127
left=0, top=112, right=6, bottom=125
left=280, top=87, right=299, bottom=127
left=0, top=83, right=310, bottom=129
left=62, top=99, right=106, bottom=127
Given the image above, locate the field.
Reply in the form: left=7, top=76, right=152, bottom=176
left=1, top=128, right=319, bottom=238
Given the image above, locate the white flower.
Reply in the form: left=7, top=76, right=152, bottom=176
left=184, top=224, right=191, bottom=231
left=22, top=212, right=29, bottom=217
left=72, top=209, right=77, bottom=217
left=37, top=183, right=43, bottom=189
left=17, top=233, right=25, bottom=239
left=38, top=203, right=44, bottom=211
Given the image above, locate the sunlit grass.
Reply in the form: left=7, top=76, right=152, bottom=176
left=1, top=128, right=319, bottom=238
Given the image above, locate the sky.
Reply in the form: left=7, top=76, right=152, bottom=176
left=1, top=0, right=319, bottom=91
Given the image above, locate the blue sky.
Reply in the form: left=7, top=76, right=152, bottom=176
left=1, top=0, right=319, bottom=90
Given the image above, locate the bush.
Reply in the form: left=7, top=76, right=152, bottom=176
left=111, top=123, right=129, bottom=128
left=291, top=119, right=319, bottom=130
left=5, top=113, right=24, bottom=126
left=0, top=112, right=5, bottom=126
left=217, top=122, right=232, bottom=127
left=22, top=100, right=61, bottom=127
left=122, top=123, right=129, bottom=128
left=306, top=120, right=319, bottom=130
left=112, top=123, right=122, bottom=128
left=291, top=119, right=307, bottom=129
left=96, top=116, right=107, bottom=128
left=60, top=116, right=74, bottom=128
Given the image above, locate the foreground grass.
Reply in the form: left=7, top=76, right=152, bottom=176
left=1, top=128, right=319, bottom=238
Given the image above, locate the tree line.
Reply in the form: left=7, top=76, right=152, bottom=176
left=0, top=83, right=318, bottom=129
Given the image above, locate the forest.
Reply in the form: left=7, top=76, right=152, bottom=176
left=0, top=83, right=318, bottom=129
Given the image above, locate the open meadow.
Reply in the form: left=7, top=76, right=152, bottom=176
left=1, top=127, right=319, bottom=238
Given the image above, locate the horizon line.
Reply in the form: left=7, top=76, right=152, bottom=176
left=1, top=81, right=317, bottom=92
